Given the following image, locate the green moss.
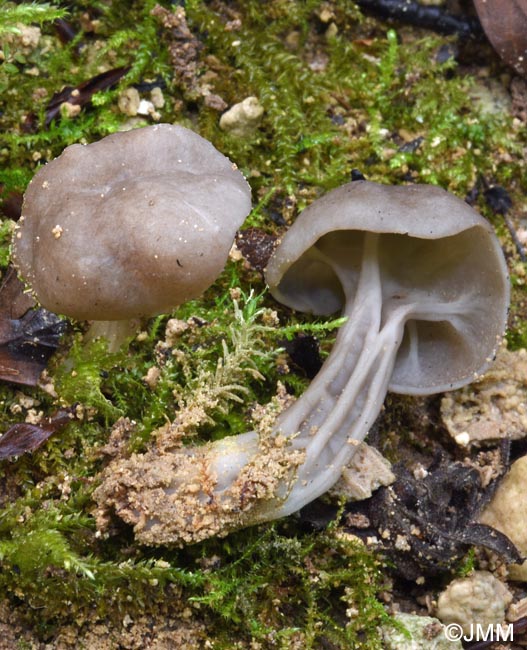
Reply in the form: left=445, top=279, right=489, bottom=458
left=0, top=499, right=388, bottom=648
left=457, top=548, right=476, bottom=578
left=53, top=335, right=126, bottom=421
left=0, top=219, right=14, bottom=268
left=0, top=1, right=67, bottom=36
left=189, top=525, right=389, bottom=649
left=0, top=0, right=171, bottom=195
left=506, top=268, right=527, bottom=349
left=2, top=0, right=523, bottom=200
left=0, top=0, right=525, bottom=646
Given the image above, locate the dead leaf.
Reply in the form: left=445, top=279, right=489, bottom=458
left=0, top=407, right=75, bottom=460
left=0, top=267, right=35, bottom=319
left=473, top=0, right=527, bottom=77
left=45, top=66, right=129, bottom=125
left=0, top=268, right=66, bottom=386
left=0, top=187, right=23, bottom=221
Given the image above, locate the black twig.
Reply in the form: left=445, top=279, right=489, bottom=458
left=356, top=0, right=482, bottom=37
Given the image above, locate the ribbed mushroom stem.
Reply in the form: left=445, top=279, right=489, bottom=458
left=204, top=232, right=404, bottom=515
left=244, top=231, right=405, bottom=517
left=268, top=233, right=474, bottom=517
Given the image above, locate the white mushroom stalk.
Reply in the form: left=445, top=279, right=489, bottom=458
left=93, top=180, right=510, bottom=546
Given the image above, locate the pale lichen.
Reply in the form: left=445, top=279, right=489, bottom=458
left=441, top=347, right=527, bottom=446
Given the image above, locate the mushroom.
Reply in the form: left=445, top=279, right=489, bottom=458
left=94, top=180, right=509, bottom=545
left=12, top=124, right=252, bottom=349
left=263, top=180, right=509, bottom=515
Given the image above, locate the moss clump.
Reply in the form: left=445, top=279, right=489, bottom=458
left=0, top=516, right=389, bottom=648
left=0, top=2, right=66, bottom=37
left=190, top=525, right=389, bottom=649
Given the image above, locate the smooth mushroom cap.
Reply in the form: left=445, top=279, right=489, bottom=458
left=12, top=124, right=251, bottom=321
left=265, top=181, right=510, bottom=395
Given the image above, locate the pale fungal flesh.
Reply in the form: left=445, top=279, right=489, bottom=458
left=94, top=181, right=510, bottom=545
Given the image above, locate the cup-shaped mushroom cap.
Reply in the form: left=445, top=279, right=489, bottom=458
left=265, top=181, right=510, bottom=395
left=12, top=124, right=251, bottom=320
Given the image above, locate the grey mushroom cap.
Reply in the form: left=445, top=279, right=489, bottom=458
left=265, top=180, right=510, bottom=395
left=12, top=124, right=251, bottom=321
